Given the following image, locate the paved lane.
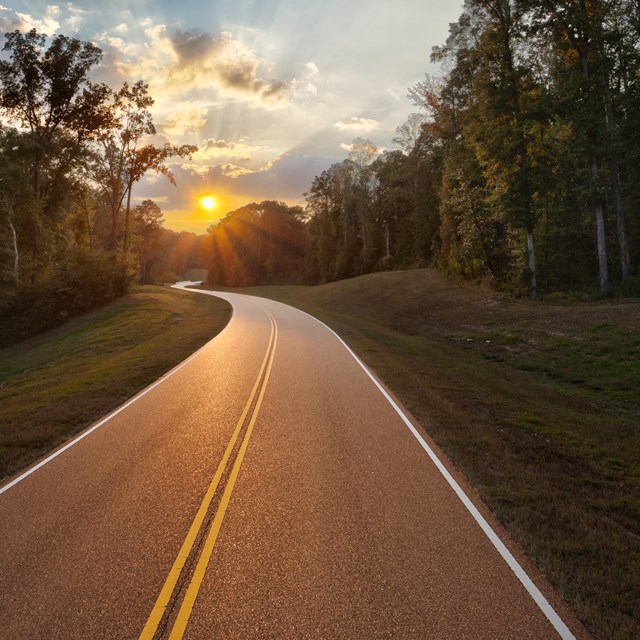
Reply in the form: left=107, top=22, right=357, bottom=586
left=0, top=287, right=588, bottom=639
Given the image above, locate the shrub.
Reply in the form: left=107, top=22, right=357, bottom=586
left=0, top=250, right=132, bottom=346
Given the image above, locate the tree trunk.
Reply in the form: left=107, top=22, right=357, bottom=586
left=385, top=222, right=391, bottom=258
left=82, top=194, right=93, bottom=252
left=601, top=75, right=631, bottom=281
left=361, top=201, right=369, bottom=266
left=343, top=206, right=348, bottom=247
left=111, top=203, right=119, bottom=254
left=527, top=230, right=537, bottom=300
left=579, top=47, right=609, bottom=295
left=123, top=185, right=132, bottom=257
left=30, top=224, right=39, bottom=285
left=592, top=164, right=609, bottom=295
left=141, top=256, right=149, bottom=285
left=8, top=216, right=19, bottom=282
left=611, top=160, right=630, bottom=281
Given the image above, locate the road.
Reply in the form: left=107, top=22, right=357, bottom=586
left=0, top=286, right=587, bottom=639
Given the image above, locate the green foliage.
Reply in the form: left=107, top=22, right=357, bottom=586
left=301, top=0, right=640, bottom=297
left=0, top=249, right=130, bottom=346
left=0, top=28, right=200, bottom=340
left=0, top=29, right=106, bottom=137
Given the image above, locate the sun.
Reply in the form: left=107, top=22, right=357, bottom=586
left=199, top=195, right=216, bottom=210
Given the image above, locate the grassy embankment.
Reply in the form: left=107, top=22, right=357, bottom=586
left=0, top=286, right=231, bottom=480
left=214, top=269, right=638, bottom=640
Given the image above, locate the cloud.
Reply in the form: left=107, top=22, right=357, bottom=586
left=334, top=117, right=380, bottom=132
left=17, top=7, right=59, bottom=33
left=166, top=29, right=289, bottom=105
left=62, top=3, right=94, bottom=32
left=204, top=139, right=236, bottom=150
left=306, top=61, right=319, bottom=76
left=136, top=150, right=334, bottom=232
left=235, top=152, right=333, bottom=199
left=194, top=139, right=258, bottom=162
left=162, top=107, right=208, bottom=136
left=0, top=5, right=60, bottom=35
left=215, top=163, right=252, bottom=178
left=180, top=162, right=251, bottom=178
left=210, top=151, right=334, bottom=201
left=261, top=80, right=288, bottom=104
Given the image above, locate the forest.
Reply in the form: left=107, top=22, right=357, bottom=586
left=0, top=29, right=198, bottom=344
left=206, top=0, right=640, bottom=297
left=298, top=0, right=640, bottom=298
left=3, top=0, right=640, bottom=343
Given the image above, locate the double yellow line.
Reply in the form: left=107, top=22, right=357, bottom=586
left=139, top=309, right=278, bottom=640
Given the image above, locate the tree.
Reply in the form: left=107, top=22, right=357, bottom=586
left=0, top=29, right=110, bottom=280
left=522, top=0, right=624, bottom=293
left=90, top=81, right=196, bottom=255
left=346, top=137, right=380, bottom=270
left=393, top=113, right=427, bottom=154
left=0, top=128, right=37, bottom=293
left=123, top=141, right=196, bottom=255
left=206, top=201, right=307, bottom=287
left=465, top=0, right=541, bottom=296
left=133, top=199, right=164, bottom=283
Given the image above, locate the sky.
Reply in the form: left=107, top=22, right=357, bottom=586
left=0, top=1, right=463, bottom=233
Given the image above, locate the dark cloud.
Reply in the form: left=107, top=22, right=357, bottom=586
left=171, top=30, right=224, bottom=62
left=167, top=29, right=289, bottom=104
left=261, top=80, right=288, bottom=103
left=215, top=56, right=261, bottom=92
left=204, top=139, right=236, bottom=150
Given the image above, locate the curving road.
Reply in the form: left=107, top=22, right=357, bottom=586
left=0, top=286, right=588, bottom=639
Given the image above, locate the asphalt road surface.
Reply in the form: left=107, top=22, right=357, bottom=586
left=0, top=285, right=589, bottom=639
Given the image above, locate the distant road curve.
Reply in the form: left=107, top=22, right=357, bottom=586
left=0, top=284, right=588, bottom=639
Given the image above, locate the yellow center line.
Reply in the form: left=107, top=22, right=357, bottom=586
left=139, top=312, right=276, bottom=640
left=167, top=314, right=278, bottom=640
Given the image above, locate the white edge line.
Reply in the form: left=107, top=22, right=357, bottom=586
left=286, top=303, right=576, bottom=640
left=176, top=287, right=576, bottom=639
left=0, top=284, right=234, bottom=496
left=173, top=287, right=576, bottom=640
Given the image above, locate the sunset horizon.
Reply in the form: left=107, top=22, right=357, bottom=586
left=0, top=1, right=463, bottom=233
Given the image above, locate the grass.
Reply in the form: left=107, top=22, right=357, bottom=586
left=204, top=269, right=639, bottom=640
left=0, top=286, right=232, bottom=480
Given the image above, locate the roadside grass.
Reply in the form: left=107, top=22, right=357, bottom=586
left=0, top=286, right=231, bottom=480
left=206, top=269, right=639, bottom=640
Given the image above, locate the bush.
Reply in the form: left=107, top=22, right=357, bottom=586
left=0, top=249, right=132, bottom=346
left=381, top=255, right=395, bottom=271
left=156, top=271, right=181, bottom=284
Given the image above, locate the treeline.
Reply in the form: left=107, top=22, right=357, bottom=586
left=304, top=0, right=640, bottom=296
left=0, top=29, right=195, bottom=344
left=205, top=201, right=308, bottom=287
